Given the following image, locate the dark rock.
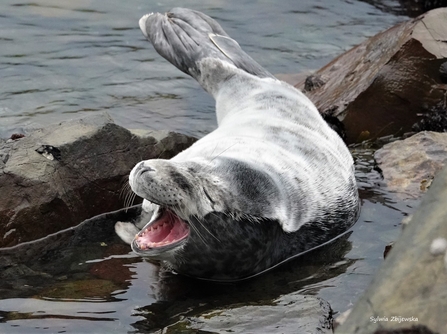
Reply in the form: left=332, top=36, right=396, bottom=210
left=37, top=279, right=121, bottom=299
left=323, top=114, right=347, bottom=141
left=294, top=8, right=447, bottom=144
left=398, top=0, right=447, bottom=17
left=359, top=0, right=447, bottom=18
left=304, top=74, right=325, bottom=92
left=383, top=242, right=394, bottom=258
left=9, top=133, right=25, bottom=140
left=439, top=61, right=447, bottom=83
left=374, top=131, right=447, bottom=199
left=412, top=102, right=447, bottom=132
left=335, top=165, right=447, bottom=333
left=0, top=113, right=196, bottom=247
left=0, top=205, right=142, bottom=299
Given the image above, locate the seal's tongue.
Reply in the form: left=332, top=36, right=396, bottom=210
left=135, top=210, right=189, bottom=249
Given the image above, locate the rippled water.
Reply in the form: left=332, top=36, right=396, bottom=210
left=1, top=0, right=404, bottom=139
left=0, top=0, right=413, bottom=332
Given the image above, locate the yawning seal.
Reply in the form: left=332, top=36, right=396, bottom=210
left=115, top=8, right=359, bottom=281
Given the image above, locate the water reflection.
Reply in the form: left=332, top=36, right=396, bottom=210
left=0, top=144, right=422, bottom=332
left=0, top=205, right=353, bottom=333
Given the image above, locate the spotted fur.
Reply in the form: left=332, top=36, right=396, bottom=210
left=115, top=8, right=359, bottom=281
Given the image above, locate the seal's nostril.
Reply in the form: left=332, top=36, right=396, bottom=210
left=135, top=162, right=155, bottom=174
left=142, top=166, right=154, bottom=172
left=140, top=165, right=155, bottom=173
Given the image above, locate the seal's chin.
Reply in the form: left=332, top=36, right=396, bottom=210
left=132, top=208, right=189, bottom=253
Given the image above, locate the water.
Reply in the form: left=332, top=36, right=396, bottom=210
left=0, top=0, right=414, bottom=332
left=1, top=0, right=404, bottom=139
left=0, top=147, right=421, bottom=333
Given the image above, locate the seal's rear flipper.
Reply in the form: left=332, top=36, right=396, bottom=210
left=208, top=34, right=273, bottom=79
left=139, top=8, right=274, bottom=89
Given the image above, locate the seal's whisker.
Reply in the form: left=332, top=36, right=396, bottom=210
left=119, top=178, right=130, bottom=199
left=208, top=143, right=219, bottom=160
left=210, top=143, right=238, bottom=162
left=156, top=148, right=167, bottom=159
left=198, top=213, right=221, bottom=243
left=188, top=216, right=209, bottom=245
left=202, top=143, right=239, bottom=172
left=122, top=184, right=137, bottom=211
left=171, top=205, right=207, bottom=244
left=129, top=192, right=138, bottom=209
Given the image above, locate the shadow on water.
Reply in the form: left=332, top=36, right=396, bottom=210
left=0, top=146, right=421, bottom=332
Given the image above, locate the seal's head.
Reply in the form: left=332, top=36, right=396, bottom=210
left=124, top=157, right=293, bottom=281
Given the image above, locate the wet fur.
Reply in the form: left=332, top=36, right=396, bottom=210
left=116, top=8, right=359, bottom=281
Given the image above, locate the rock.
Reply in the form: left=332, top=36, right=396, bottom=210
left=335, top=165, right=447, bottom=334
left=365, top=0, right=447, bottom=18
left=37, top=279, right=121, bottom=299
left=0, top=113, right=196, bottom=247
left=383, top=242, right=394, bottom=259
left=0, top=205, right=141, bottom=299
left=398, top=0, right=447, bottom=17
left=412, top=103, right=447, bottom=133
left=294, top=8, right=447, bottom=143
left=374, top=131, right=447, bottom=199
left=160, top=294, right=333, bottom=334
left=439, top=61, right=447, bottom=83
left=304, top=74, right=326, bottom=92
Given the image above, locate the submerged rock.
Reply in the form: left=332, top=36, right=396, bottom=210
left=293, top=8, right=447, bottom=143
left=159, top=294, right=333, bottom=334
left=336, top=165, right=447, bottom=334
left=374, top=131, right=447, bottom=199
left=0, top=206, right=141, bottom=300
left=0, top=113, right=196, bottom=247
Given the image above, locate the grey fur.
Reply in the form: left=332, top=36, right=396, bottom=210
left=116, top=8, right=359, bottom=281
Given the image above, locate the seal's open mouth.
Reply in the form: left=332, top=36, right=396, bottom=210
left=133, top=209, right=189, bottom=250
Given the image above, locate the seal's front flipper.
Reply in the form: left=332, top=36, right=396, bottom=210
left=139, top=7, right=274, bottom=89
left=115, top=221, right=140, bottom=245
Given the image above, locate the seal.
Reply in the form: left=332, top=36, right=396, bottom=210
left=115, top=7, right=359, bottom=281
